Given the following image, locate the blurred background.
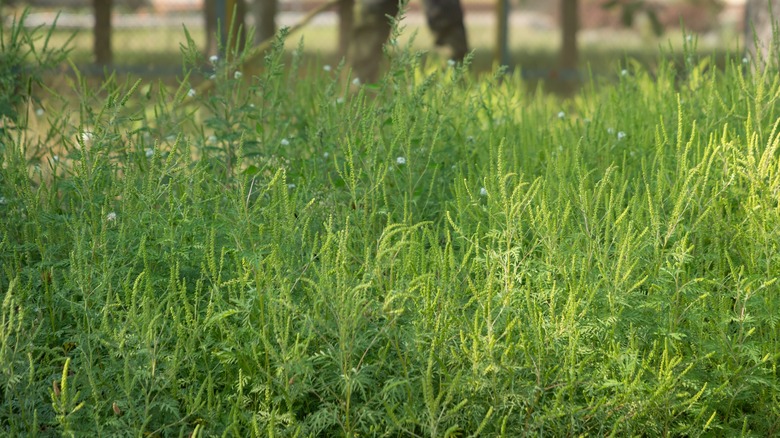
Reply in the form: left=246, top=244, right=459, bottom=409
left=0, top=0, right=765, bottom=89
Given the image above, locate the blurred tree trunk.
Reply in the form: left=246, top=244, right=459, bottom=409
left=338, top=0, right=354, bottom=58
left=94, top=0, right=112, bottom=65
left=204, top=0, right=247, bottom=57
left=252, top=0, right=277, bottom=45
left=205, top=0, right=217, bottom=56
left=745, top=0, right=780, bottom=70
left=230, top=0, right=248, bottom=53
left=559, top=0, right=578, bottom=73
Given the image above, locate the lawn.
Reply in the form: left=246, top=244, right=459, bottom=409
left=1, top=12, right=778, bottom=437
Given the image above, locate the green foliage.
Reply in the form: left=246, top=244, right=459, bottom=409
left=2, top=21, right=780, bottom=437
left=0, top=9, right=70, bottom=126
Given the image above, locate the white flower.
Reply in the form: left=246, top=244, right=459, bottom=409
left=396, top=156, right=406, bottom=165
left=52, top=155, right=59, bottom=162
left=447, top=59, right=456, bottom=67
left=685, top=34, right=693, bottom=42
left=209, top=74, right=216, bottom=80
left=607, top=127, right=615, bottom=135
left=106, top=212, right=117, bottom=221
left=742, top=57, right=749, bottom=64
left=352, top=77, right=361, bottom=86
left=0, top=196, right=7, bottom=205
left=280, top=138, right=290, bottom=146
left=480, top=187, right=488, bottom=197
left=323, top=64, right=332, bottom=72
left=621, top=69, right=628, bottom=76
left=36, top=108, right=44, bottom=117
left=323, top=152, right=329, bottom=159
left=207, top=135, right=217, bottom=143
left=557, top=111, right=565, bottom=119
left=234, top=71, right=242, bottom=79
left=336, top=97, right=345, bottom=104
left=187, top=88, right=196, bottom=97
left=249, top=103, right=255, bottom=108
left=81, top=131, right=93, bottom=143
left=209, top=55, right=219, bottom=64
left=617, top=131, right=626, bottom=140
left=145, top=148, right=154, bottom=158
left=287, top=183, right=296, bottom=189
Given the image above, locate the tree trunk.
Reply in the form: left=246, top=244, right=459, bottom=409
left=205, top=0, right=217, bottom=56
left=559, top=0, right=578, bottom=74
left=94, top=0, right=112, bottom=65
left=205, top=0, right=247, bottom=57
left=252, top=0, right=278, bottom=45
left=338, top=0, right=354, bottom=58
left=745, top=0, right=780, bottom=70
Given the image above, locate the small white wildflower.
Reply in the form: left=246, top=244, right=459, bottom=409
left=447, top=59, right=456, bottom=67
left=36, top=108, right=44, bottom=117
left=742, top=57, right=749, bottom=64
left=209, top=55, right=219, bottom=64
left=617, top=131, right=626, bottom=140
left=0, top=196, right=7, bottom=205
left=287, top=183, right=296, bottom=189
left=352, top=77, right=361, bottom=86
left=280, top=138, right=290, bottom=146
left=396, top=156, right=406, bottom=165
left=106, top=212, right=117, bottom=222
left=187, top=88, right=196, bottom=97
left=81, top=131, right=94, bottom=143
left=234, top=71, right=242, bottom=79
left=145, top=148, right=154, bottom=158
left=336, top=97, right=345, bottom=104
left=52, top=155, right=60, bottom=163
left=621, top=69, right=628, bottom=77
left=557, top=111, right=565, bottom=119
left=207, top=135, right=218, bottom=143
left=607, top=127, right=615, bottom=135
left=479, top=187, right=488, bottom=197
left=249, top=103, right=255, bottom=108
left=323, top=152, right=329, bottom=159
left=557, top=145, right=564, bottom=152
left=685, top=34, right=693, bottom=42
left=323, top=64, right=332, bottom=72
left=209, top=74, right=216, bottom=80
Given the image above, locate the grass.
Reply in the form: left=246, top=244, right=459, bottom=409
left=1, top=15, right=779, bottom=437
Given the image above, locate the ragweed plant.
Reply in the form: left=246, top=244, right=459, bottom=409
left=1, top=17, right=779, bottom=437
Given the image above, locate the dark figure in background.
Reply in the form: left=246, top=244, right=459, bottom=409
left=351, top=0, right=469, bottom=82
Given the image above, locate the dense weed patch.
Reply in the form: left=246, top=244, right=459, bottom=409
left=1, top=22, right=779, bottom=437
